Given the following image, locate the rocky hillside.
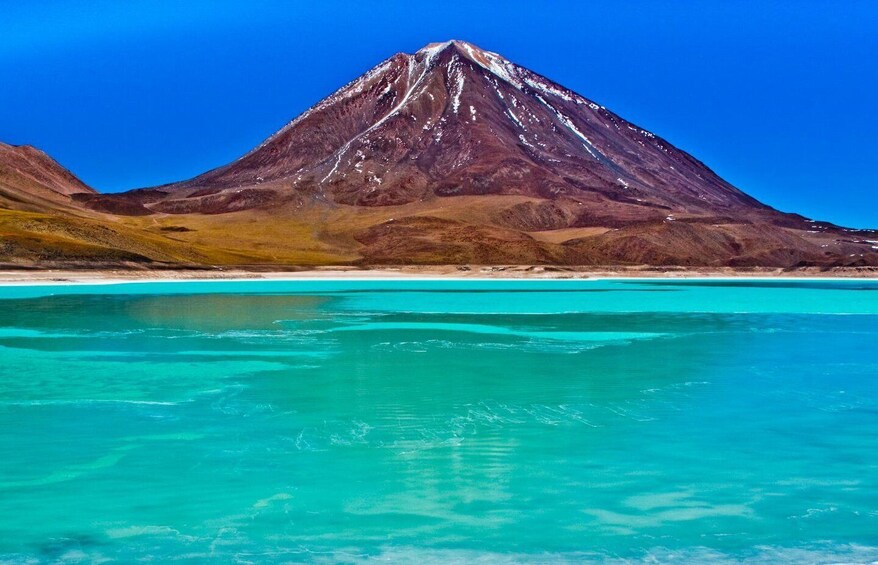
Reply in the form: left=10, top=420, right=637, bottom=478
left=0, top=142, right=95, bottom=212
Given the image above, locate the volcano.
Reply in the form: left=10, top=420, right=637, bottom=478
left=8, top=40, right=878, bottom=268
left=116, top=40, right=768, bottom=216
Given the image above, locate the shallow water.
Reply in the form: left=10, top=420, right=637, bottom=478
left=0, top=279, right=877, bottom=563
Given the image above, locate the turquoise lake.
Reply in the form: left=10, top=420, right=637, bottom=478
left=1, top=278, right=877, bottom=563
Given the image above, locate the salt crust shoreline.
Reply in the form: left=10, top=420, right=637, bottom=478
left=1, top=265, right=877, bottom=286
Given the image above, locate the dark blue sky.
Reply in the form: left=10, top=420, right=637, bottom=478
left=2, top=1, right=876, bottom=227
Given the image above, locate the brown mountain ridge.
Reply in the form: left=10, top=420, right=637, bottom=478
left=3, top=40, right=877, bottom=269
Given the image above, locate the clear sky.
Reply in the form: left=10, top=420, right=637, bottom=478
left=2, top=0, right=875, bottom=227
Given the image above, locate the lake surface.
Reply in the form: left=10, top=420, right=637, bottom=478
left=1, top=279, right=877, bottom=563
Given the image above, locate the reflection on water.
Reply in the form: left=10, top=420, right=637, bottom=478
left=0, top=281, right=877, bottom=562
left=126, top=293, right=330, bottom=331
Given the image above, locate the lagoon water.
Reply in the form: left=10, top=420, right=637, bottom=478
left=1, top=279, right=877, bottom=563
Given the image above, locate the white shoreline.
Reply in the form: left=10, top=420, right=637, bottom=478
left=1, top=268, right=877, bottom=287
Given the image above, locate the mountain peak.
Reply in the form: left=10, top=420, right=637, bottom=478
left=413, top=40, right=511, bottom=79
left=417, top=39, right=492, bottom=57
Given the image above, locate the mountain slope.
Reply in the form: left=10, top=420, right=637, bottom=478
left=0, top=142, right=95, bottom=212
left=0, top=144, right=225, bottom=266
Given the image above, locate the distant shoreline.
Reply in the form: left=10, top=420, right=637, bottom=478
left=1, top=265, right=878, bottom=285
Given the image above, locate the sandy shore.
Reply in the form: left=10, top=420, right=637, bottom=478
left=1, top=265, right=877, bottom=284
